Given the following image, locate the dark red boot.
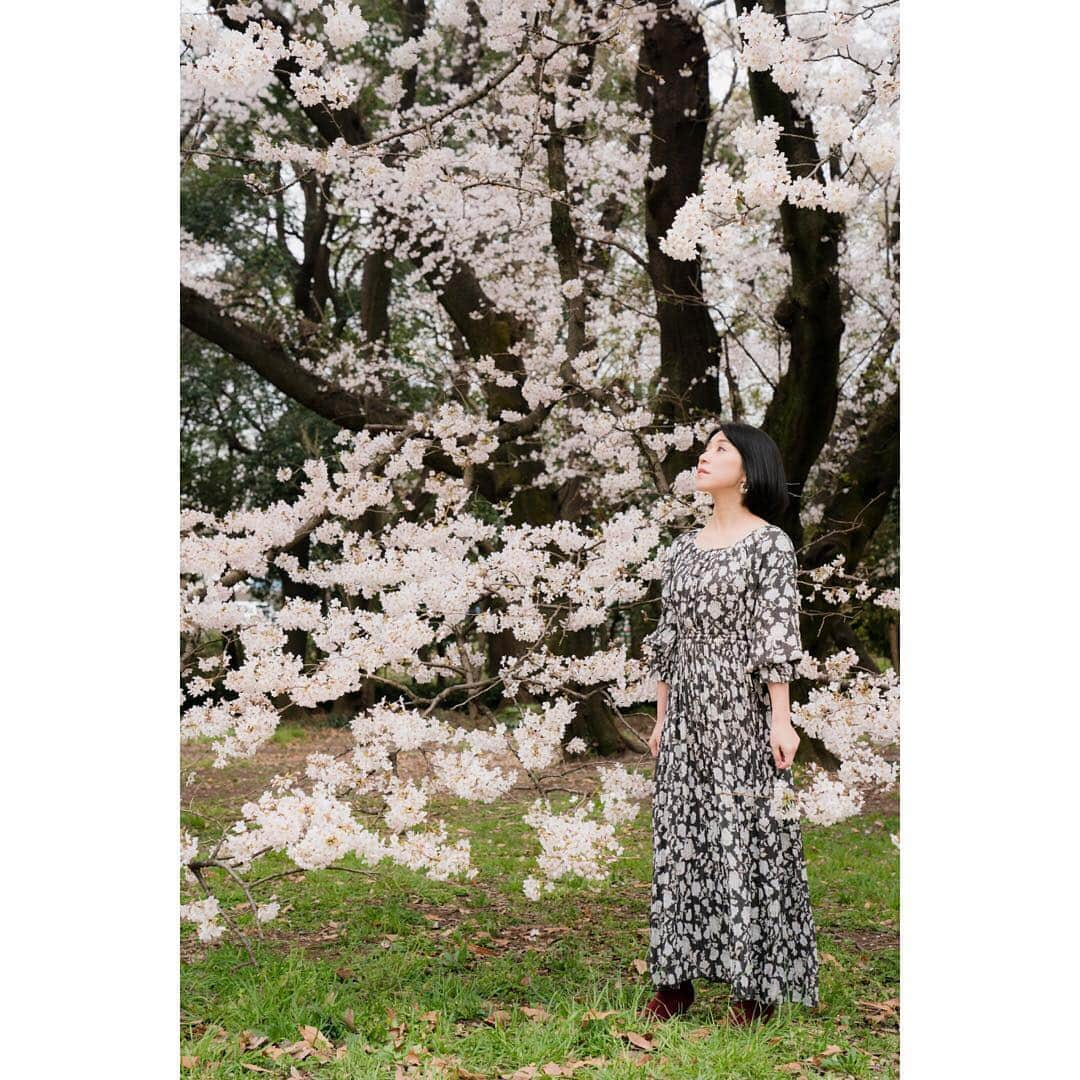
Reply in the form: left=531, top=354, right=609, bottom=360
left=640, top=980, right=695, bottom=1021
left=728, top=997, right=777, bottom=1026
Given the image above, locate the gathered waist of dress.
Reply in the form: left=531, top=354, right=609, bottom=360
left=675, top=630, right=750, bottom=654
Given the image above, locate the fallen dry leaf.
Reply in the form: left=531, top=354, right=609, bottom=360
left=580, top=1009, right=618, bottom=1021
left=271, top=1023, right=337, bottom=1065
left=542, top=1059, right=608, bottom=1075
left=610, top=1027, right=655, bottom=1052
left=856, top=997, right=900, bottom=1023
left=280, top=1041, right=313, bottom=1061
left=776, top=1042, right=846, bottom=1076
left=239, top=1065, right=272, bottom=1074
left=520, top=1005, right=551, bottom=1022
left=180, top=1056, right=198, bottom=1069
left=432, top=1059, right=485, bottom=1079
left=632, top=958, right=648, bottom=975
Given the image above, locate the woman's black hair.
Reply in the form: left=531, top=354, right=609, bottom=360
left=701, top=420, right=792, bottom=523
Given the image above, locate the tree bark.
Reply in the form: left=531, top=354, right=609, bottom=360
left=636, top=1, right=725, bottom=467
left=801, top=388, right=899, bottom=572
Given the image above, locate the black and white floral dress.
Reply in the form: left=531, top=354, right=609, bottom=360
left=642, top=524, right=820, bottom=1007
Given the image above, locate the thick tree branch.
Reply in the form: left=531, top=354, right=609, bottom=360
left=180, top=285, right=375, bottom=430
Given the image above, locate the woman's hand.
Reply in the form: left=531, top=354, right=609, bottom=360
left=648, top=719, right=664, bottom=758
left=769, top=718, right=800, bottom=769
left=649, top=681, right=669, bottom=759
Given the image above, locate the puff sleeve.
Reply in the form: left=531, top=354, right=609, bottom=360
left=746, top=529, right=805, bottom=684
left=642, top=539, right=679, bottom=685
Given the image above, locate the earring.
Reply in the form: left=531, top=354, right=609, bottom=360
left=739, top=479, right=748, bottom=494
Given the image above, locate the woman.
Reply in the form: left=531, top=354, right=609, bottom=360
left=640, top=421, right=820, bottom=1026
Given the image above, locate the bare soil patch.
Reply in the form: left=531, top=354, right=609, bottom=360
left=181, top=715, right=897, bottom=824
left=181, top=717, right=659, bottom=820
left=828, top=926, right=900, bottom=953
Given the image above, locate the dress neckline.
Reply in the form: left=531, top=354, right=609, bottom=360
left=691, top=523, right=771, bottom=553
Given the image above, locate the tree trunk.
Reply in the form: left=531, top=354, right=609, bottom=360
left=636, top=1, right=725, bottom=469
left=735, top=0, right=847, bottom=544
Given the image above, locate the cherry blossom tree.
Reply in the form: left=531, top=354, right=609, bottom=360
left=180, top=0, right=899, bottom=952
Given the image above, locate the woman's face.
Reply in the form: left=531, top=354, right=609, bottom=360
left=695, top=429, right=745, bottom=496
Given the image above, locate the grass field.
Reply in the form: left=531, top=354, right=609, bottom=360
left=180, top=723, right=899, bottom=1078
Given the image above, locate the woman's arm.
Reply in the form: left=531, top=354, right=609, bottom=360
left=643, top=539, right=680, bottom=759
left=747, top=530, right=806, bottom=770
left=656, top=679, right=670, bottom=722
left=766, top=680, right=800, bottom=769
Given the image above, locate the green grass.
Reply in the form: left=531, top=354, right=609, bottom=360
left=271, top=723, right=309, bottom=746
left=181, top=788, right=899, bottom=1078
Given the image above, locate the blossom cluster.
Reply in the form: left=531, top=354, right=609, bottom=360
left=661, top=3, right=898, bottom=261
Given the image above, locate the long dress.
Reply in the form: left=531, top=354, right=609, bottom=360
left=642, top=523, right=820, bottom=1007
